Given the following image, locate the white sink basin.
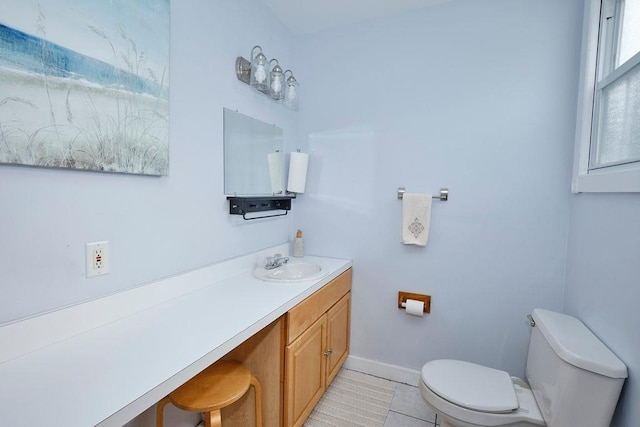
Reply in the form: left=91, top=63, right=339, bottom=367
left=256, top=262, right=325, bottom=282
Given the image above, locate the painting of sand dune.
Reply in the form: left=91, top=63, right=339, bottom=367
left=0, top=0, right=169, bottom=175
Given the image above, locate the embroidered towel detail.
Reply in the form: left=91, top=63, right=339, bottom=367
left=401, top=193, right=432, bottom=246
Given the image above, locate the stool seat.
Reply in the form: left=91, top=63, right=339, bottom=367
left=157, top=360, right=262, bottom=427
left=171, top=361, right=251, bottom=412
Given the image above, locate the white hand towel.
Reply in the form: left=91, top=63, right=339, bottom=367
left=401, top=193, right=432, bottom=246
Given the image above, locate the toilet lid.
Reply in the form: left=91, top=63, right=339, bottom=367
left=421, top=360, right=518, bottom=413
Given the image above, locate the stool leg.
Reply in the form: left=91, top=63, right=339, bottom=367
left=204, top=409, right=222, bottom=427
left=155, top=396, right=171, bottom=427
left=250, top=376, right=263, bottom=427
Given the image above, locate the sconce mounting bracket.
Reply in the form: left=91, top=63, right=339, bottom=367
left=235, top=56, right=251, bottom=85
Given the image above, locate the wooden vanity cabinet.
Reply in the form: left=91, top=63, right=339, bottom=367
left=183, top=268, right=351, bottom=427
left=219, top=317, right=285, bottom=427
left=284, top=269, right=352, bottom=427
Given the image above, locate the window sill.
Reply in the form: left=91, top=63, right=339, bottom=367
left=572, top=167, right=640, bottom=193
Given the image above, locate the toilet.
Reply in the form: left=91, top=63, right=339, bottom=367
left=419, top=309, right=627, bottom=427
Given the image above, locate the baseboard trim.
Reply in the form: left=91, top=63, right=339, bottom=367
left=343, top=355, right=421, bottom=386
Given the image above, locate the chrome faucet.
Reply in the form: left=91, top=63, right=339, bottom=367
left=264, top=253, right=289, bottom=270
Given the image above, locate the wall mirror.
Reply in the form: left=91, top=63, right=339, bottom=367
left=224, top=108, right=284, bottom=196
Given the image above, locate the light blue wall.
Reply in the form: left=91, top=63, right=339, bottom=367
left=294, top=0, right=583, bottom=378
left=5, top=0, right=637, bottom=425
left=0, top=0, right=298, bottom=325
left=564, top=195, right=640, bottom=427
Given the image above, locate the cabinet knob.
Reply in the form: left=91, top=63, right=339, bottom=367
left=323, top=349, right=333, bottom=357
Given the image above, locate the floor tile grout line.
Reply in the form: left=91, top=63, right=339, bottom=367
left=387, top=409, right=437, bottom=425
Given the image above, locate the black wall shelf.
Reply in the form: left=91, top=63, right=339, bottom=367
left=227, top=195, right=294, bottom=220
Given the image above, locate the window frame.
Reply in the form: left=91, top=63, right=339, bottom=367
left=572, top=0, right=640, bottom=193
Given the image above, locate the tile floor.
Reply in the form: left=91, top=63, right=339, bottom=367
left=383, top=381, right=440, bottom=427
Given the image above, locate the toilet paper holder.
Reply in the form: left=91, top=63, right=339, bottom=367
left=398, top=291, right=431, bottom=313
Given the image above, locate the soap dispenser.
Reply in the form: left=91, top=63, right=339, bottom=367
left=293, top=229, right=304, bottom=257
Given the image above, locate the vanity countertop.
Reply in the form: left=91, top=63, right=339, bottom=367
left=0, top=247, right=351, bottom=427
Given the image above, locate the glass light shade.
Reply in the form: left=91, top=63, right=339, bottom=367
left=283, top=73, right=299, bottom=110
left=250, top=48, right=270, bottom=92
left=270, top=61, right=285, bottom=100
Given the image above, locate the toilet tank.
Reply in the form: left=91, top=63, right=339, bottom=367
left=525, top=309, right=627, bottom=427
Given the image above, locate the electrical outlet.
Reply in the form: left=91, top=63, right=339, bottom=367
left=86, top=241, right=109, bottom=278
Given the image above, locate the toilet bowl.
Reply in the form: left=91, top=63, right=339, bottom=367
left=419, top=360, right=544, bottom=427
left=419, top=309, right=627, bottom=427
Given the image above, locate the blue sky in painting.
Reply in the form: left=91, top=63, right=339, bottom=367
left=0, top=0, right=169, bottom=85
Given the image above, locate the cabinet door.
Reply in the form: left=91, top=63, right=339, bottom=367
left=325, top=292, right=350, bottom=386
left=284, top=315, right=326, bottom=427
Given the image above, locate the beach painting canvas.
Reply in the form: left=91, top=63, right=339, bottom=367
left=0, top=0, right=169, bottom=176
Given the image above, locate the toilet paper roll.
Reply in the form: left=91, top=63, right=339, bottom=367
left=287, top=152, right=309, bottom=194
left=404, top=299, right=425, bottom=317
left=267, top=151, right=283, bottom=193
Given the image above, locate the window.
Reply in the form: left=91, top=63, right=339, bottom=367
left=573, top=0, right=640, bottom=192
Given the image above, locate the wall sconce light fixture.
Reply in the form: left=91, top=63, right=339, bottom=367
left=249, top=46, right=270, bottom=92
left=270, top=59, right=285, bottom=100
left=236, top=45, right=299, bottom=109
left=283, top=70, right=298, bottom=111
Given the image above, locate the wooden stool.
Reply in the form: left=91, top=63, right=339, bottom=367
left=156, top=360, right=263, bottom=427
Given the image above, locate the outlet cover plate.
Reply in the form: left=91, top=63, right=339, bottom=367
left=86, top=241, right=109, bottom=278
